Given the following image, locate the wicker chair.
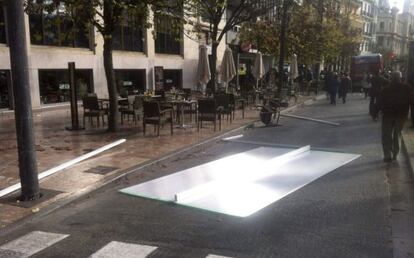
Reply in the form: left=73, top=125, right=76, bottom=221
left=197, top=98, right=221, bottom=131
left=82, top=96, right=108, bottom=127
left=143, top=101, right=173, bottom=136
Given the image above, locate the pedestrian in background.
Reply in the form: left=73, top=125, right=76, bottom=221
left=374, top=71, right=414, bottom=163
left=362, top=73, right=372, bottom=99
left=369, top=72, right=388, bottom=121
left=329, top=73, right=340, bottom=105
left=339, top=73, right=351, bottom=104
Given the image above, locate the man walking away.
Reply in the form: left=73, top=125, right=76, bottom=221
left=329, top=73, right=340, bottom=105
left=369, top=72, right=388, bottom=121
left=339, top=73, right=351, bottom=104
left=374, top=71, right=414, bottom=163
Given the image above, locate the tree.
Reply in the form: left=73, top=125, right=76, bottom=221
left=25, top=0, right=169, bottom=132
left=238, top=19, right=280, bottom=58
left=183, top=0, right=279, bottom=93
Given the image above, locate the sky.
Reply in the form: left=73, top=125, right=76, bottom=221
left=390, top=0, right=405, bottom=12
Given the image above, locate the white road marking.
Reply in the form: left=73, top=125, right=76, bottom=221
left=89, top=241, right=157, bottom=258
left=206, top=255, right=234, bottom=258
left=0, top=231, right=68, bottom=258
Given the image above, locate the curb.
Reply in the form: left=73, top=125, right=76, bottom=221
left=0, top=93, right=325, bottom=236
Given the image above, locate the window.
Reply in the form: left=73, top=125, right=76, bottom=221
left=0, top=70, right=12, bottom=109
left=0, top=4, right=6, bottom=43
left=387, top=37, right=391, bottom=46
left=378, top=36, right=384, bottom=46
left=380, top=22, right=384, bottom=31
left=29, top=1, right=90, bottom=48
left=115, top=70, right=146, bottom=96
left=39, top=69, right=94, bottom=104
left=113, top=14, right=144, bottom=52
left=154, top=14, right=181, bottom=55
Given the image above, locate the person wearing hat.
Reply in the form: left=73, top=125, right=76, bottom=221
left=374, top=71, right=414, bottom=163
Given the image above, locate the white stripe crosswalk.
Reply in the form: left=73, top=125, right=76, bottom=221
left=0, top=231, right=234, bottom=258
left=89, top=241, right=157, bottom=258
left=0, top=231, right=69, bottom=258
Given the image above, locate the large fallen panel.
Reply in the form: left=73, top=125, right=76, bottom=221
left=120, top=146, right=360, bottom=217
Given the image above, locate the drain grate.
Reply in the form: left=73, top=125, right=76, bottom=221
left=83, top=166, right=119, bottom=175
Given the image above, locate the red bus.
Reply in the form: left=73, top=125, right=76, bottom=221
left=350, top=54, right=383, bottom=92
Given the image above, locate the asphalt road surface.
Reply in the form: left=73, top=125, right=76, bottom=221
left=0, top=95, right=401, bottom=257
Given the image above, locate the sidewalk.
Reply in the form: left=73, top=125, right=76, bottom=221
left=402, top=126, right=414, bottom=177
left=0, top=94, right=319, bottom=229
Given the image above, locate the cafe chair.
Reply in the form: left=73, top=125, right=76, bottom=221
left=143, top=101, right=174, bottom=136
left=120, top=96, right=144, bottom=125
left=214, top=93, right=233, bottom=123
left=82, top=95, right=108, bottom=127
left=197, top=98, right=221, bottom=132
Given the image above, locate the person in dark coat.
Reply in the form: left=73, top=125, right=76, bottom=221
left=374, top=71, right=414, bottom=163
left=339, top=73, right=351, bottom=104
left=329, top=73, right=340, bottom=105
left=369, top=72, right=388, bottom=120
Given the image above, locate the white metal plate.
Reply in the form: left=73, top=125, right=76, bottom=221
left=120, top=147, right=360, bottom=217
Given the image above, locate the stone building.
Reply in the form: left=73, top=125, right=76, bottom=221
left=0, top=3, right=226, bottom=110
left=375, top=2, right=414, bottom=69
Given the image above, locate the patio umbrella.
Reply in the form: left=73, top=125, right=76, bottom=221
left=219, top=46, right=237, bottom=92
left=290, top=53, right=299, bottom=80
left=252, top=52, right=265, bottom=89
left=197, top=44, right=211, bottom=93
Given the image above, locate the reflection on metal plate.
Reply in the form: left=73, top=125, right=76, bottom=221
left=120, top=146, right=360, bottom=217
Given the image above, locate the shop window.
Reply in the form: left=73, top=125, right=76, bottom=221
left=39, top=69, right=94, bottom=104
left=113, top=14, right=144, bottom=52
left=0, top=70, right=12, bottom=109
left=29, top=1, right=90, bottom=48
left=115, top=69, right=146, bottom=96
left=0, top=4, right=6, bottom=44
left=163, top=69, right=182, bottom=91
left=154, top=14, right=181, bottom=55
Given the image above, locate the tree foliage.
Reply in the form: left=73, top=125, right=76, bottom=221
left=238, top=0, right=362, bottom=69
left=182, top=0, right=280, bottom=92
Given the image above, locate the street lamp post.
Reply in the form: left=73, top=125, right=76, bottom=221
left=6, top=0, right=40, bottom=201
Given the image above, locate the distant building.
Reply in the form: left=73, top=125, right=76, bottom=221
left=360, top=0, right=378, bottom=54
left=375, top=5, right=414, bottom=70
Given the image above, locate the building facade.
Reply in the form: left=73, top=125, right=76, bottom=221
left=375, top=4, right=414, bottom=69
left=360, top=0, right=378, bottom=54
left=0, top=3, right=226, bottom=110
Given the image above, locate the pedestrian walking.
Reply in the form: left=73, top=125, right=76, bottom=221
left=329, top=73, right=340, bottom=105
left=374, top=71, right=414, bottom=163
left=362, top=73, right=371, bottom=99
left=369, top=72, right=388, bottom=121
left=339, top=73, right=351, bottom=104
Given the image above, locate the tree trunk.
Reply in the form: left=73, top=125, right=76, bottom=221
left=103, top=36, right=119, bottom=132
left=210, top=42, right=219, bottom=94
left=103, top=0, right=118, bottom=132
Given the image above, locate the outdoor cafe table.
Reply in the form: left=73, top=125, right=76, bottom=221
left=168, top=99, right=197, bottom=128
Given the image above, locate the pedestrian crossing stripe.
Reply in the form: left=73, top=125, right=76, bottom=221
left=0, top=231, right=69, bottom=258
left=0, top=231, right=234, bottom=258
left=89, top=241, right=157, bottom=258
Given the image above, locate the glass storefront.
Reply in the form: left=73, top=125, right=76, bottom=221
left=115, top=69, right=146, bottom=96
left=0, top=70, right=12, bottom=109
left=163, top=69, right=182, bottom=91
left=39, top=69, right=93, bottom=104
